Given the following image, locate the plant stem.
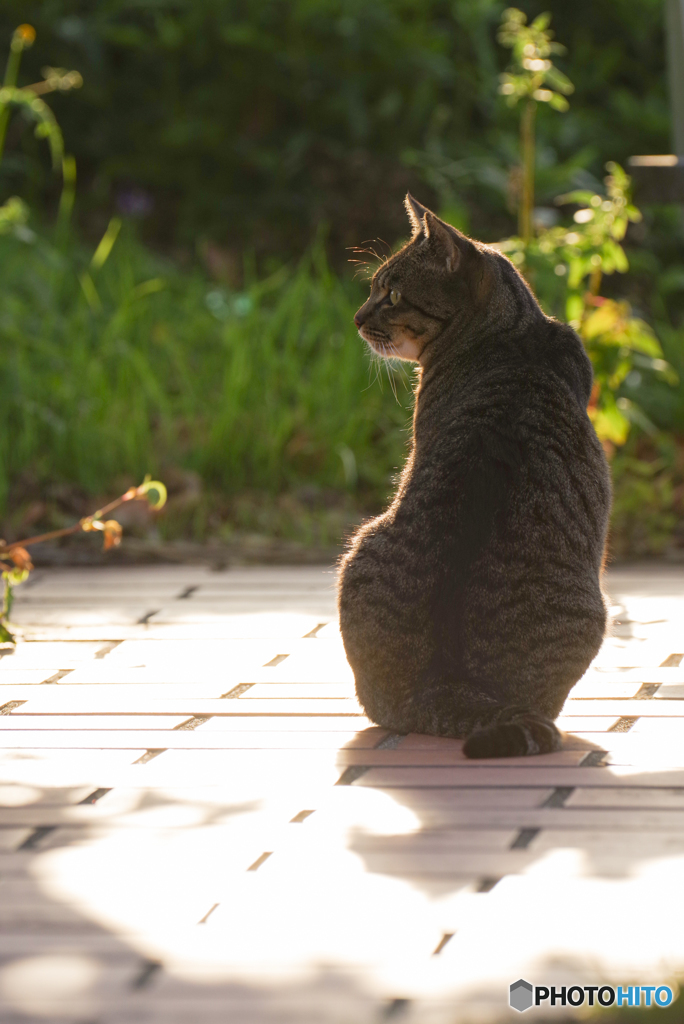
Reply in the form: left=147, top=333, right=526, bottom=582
left=1, top=524, right=91, bottom=551
left=56, top=154, right=76, bottom=239
left=589, top=267, right=603, bottom=296
left=0, top=491, right=137, bottom=554
left=0, top=35, right=25, bottom=166
left=519, top=98, right=536, bottom=243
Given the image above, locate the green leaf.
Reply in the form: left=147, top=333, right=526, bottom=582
left=131, top=278, right=167, bottom=301
left=138, top=476, right=168, bottom=510
left=531, top=13, right=551, bottom=30
left=606, top=240, right=629, bottom=274
left=0, top=622, right=15, bottom=645
left=544, top=66, right=574, bottom=94
left=545, top=92, right=569, bottom=111
left=79, top=271, right=101, bottom=312
left=622, top=319, right=663, bottom=358
left=631, top=353, right=679, bottom=385
left=556, top=190, right=600, bottom=207
left=616, top=397, right=657, bottom=437
left=582, top=302, right=623, bottom=341
left=0, top=87, right=63, bottom=169
left=590, top=399, right=630, bottom=445
left=567, top=257, right=588, bottom=290
left=91, top=217, right=122, bottom=271
left=4, top=567, right=29, bottom=586
left=0, top=196, right=29, bottom=236
left=566, top=292, right=584, bottom=324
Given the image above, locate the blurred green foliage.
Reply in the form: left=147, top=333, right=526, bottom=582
left=0, top=0, right=669, bottom=253
left=0, top=224, right=413, bottom=547
left=0, top=0, right=683, bottom=560
left=497, top=6, right=574, bottom=241
left=501, top=162, right=677, bottom=446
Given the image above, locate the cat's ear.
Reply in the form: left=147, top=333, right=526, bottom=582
left=405, top=196, right=472, bottom=274
left=404, top=193, right=430, bottom=237
left=423, top=211, right=462, bottom=273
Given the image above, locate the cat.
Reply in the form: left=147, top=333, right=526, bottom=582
left=337, top=194, right=611, bottom=758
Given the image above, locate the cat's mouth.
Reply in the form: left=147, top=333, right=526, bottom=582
left=358, top=325, right=421, bottom=362
left=357, top=325, right=396, bottom=355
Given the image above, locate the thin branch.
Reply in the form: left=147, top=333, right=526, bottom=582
left=0, top=481, right=164, bottom=556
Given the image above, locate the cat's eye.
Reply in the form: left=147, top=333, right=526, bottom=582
left=390, top=289, right=401, bottom=305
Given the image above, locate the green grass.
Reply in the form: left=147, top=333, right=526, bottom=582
left=0, top=225, right=415, bottom=547
left=2, top=221, right=682, bottom=558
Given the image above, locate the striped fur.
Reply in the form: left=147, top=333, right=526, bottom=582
left=338, top=195, right=611, bottom=759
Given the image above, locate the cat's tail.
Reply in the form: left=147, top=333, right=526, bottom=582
left=462, top=704, right=561, bottom=759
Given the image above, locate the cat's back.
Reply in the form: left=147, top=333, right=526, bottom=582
left=417, top=323, right=606, bottom=501
left=458, top=328, right=610, bottom=554
left=494, top=324, right=609, bottom=526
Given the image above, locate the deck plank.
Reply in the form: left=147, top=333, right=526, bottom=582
left=2, top=563, right=684, bottom=1023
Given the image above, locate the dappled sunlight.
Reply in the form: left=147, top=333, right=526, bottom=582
left=415, top=856, right=684, bottom=1002
left=28, top=801, right=447, bottom=987
left=309, top=787, right=423, bottom=838
left=0, top=954, right=101, bottom=1019
left=0, top=783, right=42, bottom=806
left=17, top=750, right=684, bottom=1004
left=19, top=769, right=684, bottom=1008
left=2, top=565, right=684, bottom=1020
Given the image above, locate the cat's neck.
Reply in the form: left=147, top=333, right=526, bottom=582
left=418, top=320, right=508, bottom=387
left=419, top=302, right=548, bottom=376
left=412, top=316, right=548, bottom=446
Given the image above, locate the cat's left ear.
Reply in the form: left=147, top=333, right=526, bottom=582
left=423, top=211, right=463, bottom=273
left=404, top=193, right=430, bottom=237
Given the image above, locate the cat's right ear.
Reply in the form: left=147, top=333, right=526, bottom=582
left=404, top=193, right=430, bottom=237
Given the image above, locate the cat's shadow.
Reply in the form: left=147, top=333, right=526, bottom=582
left=334, top=727, right=683, bottom=893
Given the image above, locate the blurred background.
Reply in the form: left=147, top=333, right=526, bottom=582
left=0, top=0, right=681, bottom=564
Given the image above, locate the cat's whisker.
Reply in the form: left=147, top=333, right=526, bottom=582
left=362, top=347, right=384, bottom=393
left=360, top=363, right=375, bottom=393
left=386, top=357, right=400, bottom=404
left=347, top=252, right=376, bottom=281
left=348, top=243, right=385, bottom=266
left=376, top=237, right=393, bottom=258
left=382, top=343, right=411, bottom=404
left=351, top=264, right=374, bottom=281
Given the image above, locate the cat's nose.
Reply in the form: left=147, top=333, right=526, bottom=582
left=354, top=310, right=365, bottom=328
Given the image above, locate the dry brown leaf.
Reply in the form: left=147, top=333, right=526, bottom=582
left=10, top=546, right=33, bottom=572
left=102, top=520, right=123, bottom=551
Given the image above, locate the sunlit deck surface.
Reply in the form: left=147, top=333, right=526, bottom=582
left=1, top=563, right=684, bottom=1021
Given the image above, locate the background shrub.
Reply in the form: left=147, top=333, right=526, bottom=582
left=0, top=0, right=668, bottom=256
left=0, top=0, right=682, bottom=560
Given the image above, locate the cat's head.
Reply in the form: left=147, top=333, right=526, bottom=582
left=354, top=194, right=535, bottom=363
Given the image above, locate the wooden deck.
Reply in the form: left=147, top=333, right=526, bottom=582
left=1, top=563, right=683, bottom=1021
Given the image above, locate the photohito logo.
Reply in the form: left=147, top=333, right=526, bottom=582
left=509, top=979, right=674, bottom=1012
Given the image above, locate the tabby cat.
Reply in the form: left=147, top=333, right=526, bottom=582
left=338, top=194, right=611, bottom=758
